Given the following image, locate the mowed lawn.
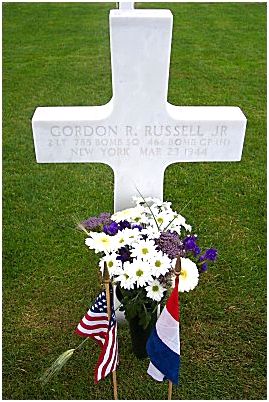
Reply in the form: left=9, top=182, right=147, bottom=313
left=3, top=2, right=266, bottom=400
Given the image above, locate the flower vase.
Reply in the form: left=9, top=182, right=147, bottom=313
left=128, top=312, right=157, bottom=359
left=115, top=285, right=157, bottom=359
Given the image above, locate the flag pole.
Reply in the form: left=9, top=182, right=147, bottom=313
left=168, top=256, right=181, bottom=400
left=168, top=380, right=173, bottom=400
left=103, top=263, right=118, bottom=400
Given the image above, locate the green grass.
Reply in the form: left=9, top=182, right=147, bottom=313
left=3, top=2, right=266, bottom=400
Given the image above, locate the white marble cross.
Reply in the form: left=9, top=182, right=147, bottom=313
left=32, top=2, right=247, bottom=212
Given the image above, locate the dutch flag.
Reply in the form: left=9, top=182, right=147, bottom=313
left=146, top=276, right=180, bottom=385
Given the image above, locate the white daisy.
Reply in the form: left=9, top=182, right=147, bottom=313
left=132, top=196, right=161, bottom=207
left=99, top=253, right=122, bottom=276
left=152, top=198, right=165, bottom=207
left=113, top=227, right=141, bottom=248
left=85, top=232, right=116, bottom=253
left=150, top=252, right=172, bottom=277
left=131, top=239, right=158, bottom=260
left=111, top=207, right=134, bottom=222
left=172, top=257, right=199, bottom=292
left=150, top=200, right=173, bottom=214
left=161, top=201, right=173, bottom=210
left=168, top=214, right=192, bottom=234
left=184, top=223, right=192, bottom=232
left=128, top=258, right=153, bottom=287
left=111, top=206, right=143, bottom=224
left=140, top=227, right=161, bottom=240
left=146, top=279, right=165, bottom=301
left=154, top=211, right=177, bottom=231
left=115, top=263, right=136, bottom=290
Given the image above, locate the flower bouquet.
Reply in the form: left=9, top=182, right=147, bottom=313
left=80, top=196, right=217, bottom=358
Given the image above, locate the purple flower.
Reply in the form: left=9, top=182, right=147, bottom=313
left=99, top=213, right=112, bottom=223
left=183, top=236, right=196, bottom=249
left=204, top=248, right=218, bottom=262
left=80, top=217, right=99, bottom=230
left=198, top=249, right=217, bottom=273
left=183, top=235, right=201, bottom=256
left=155, top=231, right=184, bottom=259
left=198, top=254, right=208, bottom=273
left=80, top=212, right=112, bottom=231
left=103, top=221, right=119, bottom=236
left=131, top=224, right=143, bottom=231
left=118, top=220, right=131, bottom=230
left=200, top=263, right=208, bottom=272
left=116, top=247, right=131, bottom=263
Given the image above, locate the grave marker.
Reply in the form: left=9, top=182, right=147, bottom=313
left=32, top=2, right=247, bottom=212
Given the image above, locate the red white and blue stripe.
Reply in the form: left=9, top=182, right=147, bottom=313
left=75, top=290, right=118, bottom=383
left=146, top=276, right=180, bottom=385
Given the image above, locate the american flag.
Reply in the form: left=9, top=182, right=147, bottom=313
left=75, top=289, right=118, bottom=383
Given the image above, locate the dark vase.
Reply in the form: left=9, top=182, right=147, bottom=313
left=128, top=311, right=157, bottom=359
left=115, top=285, right=157, bottom=359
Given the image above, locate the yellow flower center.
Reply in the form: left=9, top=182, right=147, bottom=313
left=142, top=248, right=149, bottom=255
left=136, top=269, right=144, bottom=277
left=180, top=269, right=187, bottom=279
left=155, top=260, right=161, bottom=268
left=152, top=285, right=159, bottom=292
left=108, top=261, right=113, bottom=268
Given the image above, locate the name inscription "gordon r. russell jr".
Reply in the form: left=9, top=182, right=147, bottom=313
left=49, top=124, right=228, bottom=138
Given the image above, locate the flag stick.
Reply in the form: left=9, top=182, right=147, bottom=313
left=103, top=263, right=118, bottom=400
left=168, top=380, right=173, bottom=400
left=168, top=256, right=181, bottom=400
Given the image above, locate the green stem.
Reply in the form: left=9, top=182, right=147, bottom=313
left=163, top=214, right=178, bottom=231
left=164, top=199, right=192, bottom=231
left=74, top=337, right=89, bottom=352
left=178, top=199, right=192, bottom=215
left=115, top=303, right=123, bottom=311
left=197, top=259, right=209, bottom=266
left=152, top=303, right=159, bottom=314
